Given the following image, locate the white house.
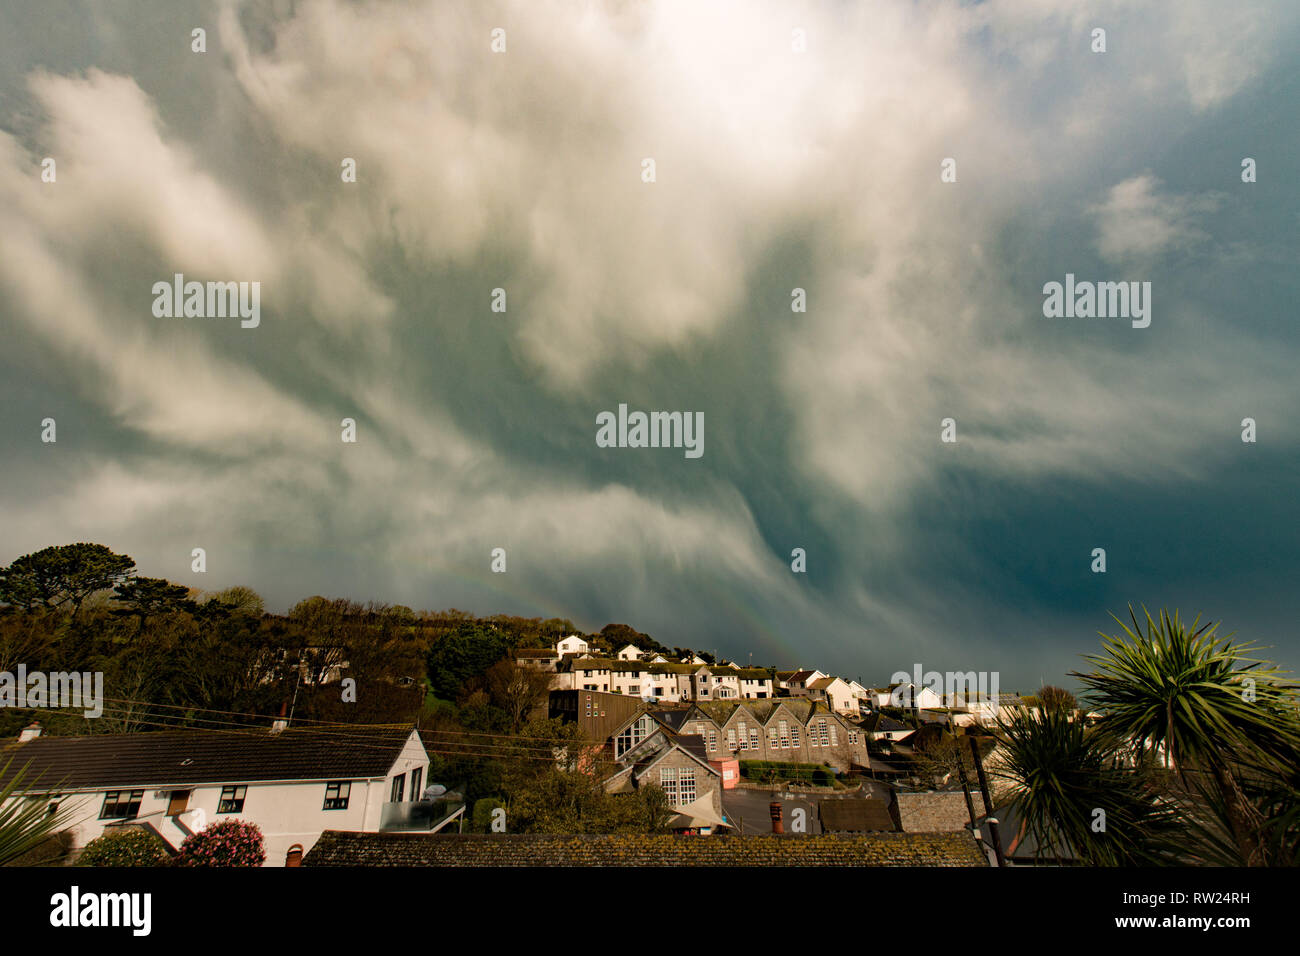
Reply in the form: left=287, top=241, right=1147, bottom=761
left=807, top=676, right=858, bottom=714
left=886, top=682, right=944, bottom=710
left=784, top=670, right=826, bottom=696
left=556, top=635, right=590, bottom=656
left=615, top=644, right=642, bottom=661
left=1, top=723, right=442, bottom=866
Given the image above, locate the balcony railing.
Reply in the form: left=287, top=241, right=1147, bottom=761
left=379, top=798, right=465, bottom=833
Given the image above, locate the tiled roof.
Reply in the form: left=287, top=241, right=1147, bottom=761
left=818, top=798, right=901, bottom=833
left=303, top=831, right=988, bottom=867
left=0, top=726, right=416, bottom=791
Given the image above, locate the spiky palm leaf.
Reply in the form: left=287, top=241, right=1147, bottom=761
left=1073, top=606, right=1300, bottom=866
left=993, top=705, right=1179, bottom=866
left=1073, top=606, right=1300, bottom=770
left=0, top=757, right=73, bottom=866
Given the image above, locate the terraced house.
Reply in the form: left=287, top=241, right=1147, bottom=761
left=552, top=658, right=774, bottom=702
left=675, top=699, right=869, bottom=771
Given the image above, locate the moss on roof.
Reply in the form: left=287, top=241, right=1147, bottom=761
left=304, top=831, right=988, bottom=867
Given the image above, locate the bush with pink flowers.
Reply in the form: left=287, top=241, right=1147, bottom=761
left=175, top=819, right=265, bottom=867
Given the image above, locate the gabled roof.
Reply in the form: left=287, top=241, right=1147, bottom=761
left=514, top=647, right=559, bottom=658
left=0, top=726, right=419, bottom=792
left=862, top=713, right=912, bottom=733
left=788, top=670, right=820, bottom=684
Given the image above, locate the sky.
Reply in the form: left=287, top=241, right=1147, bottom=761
left=1, top=0, right=1298, bottom=693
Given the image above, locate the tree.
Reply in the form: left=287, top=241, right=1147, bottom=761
left=1037, top=685, right=1077, bottom=714
left=204, top=586, right=264, bottom=618
left=992, top=704, right=1179, bottom=865
left=484, top=659, right=554, bottom=729
left=113, top=577, right=196, bottom=627
left=0, top=544, right=135, bottom=614
left=1073, top=606, right=1300, bottom=866
left=425, top=622, right=511, bottom=701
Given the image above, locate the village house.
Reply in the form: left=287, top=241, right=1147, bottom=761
left=806, top=676, right=859, bottom=714
left=674, top=699, right=869, bottom=772
left=0, top=723, right=437, bottom=866
left=556, top=635, right=590, bottom=656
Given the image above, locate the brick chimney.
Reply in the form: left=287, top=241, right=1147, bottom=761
left=18, top=721, right=42, bottom=742
left=769, top=801, right=784, bottom=834
left=285, top=844, right=304, bottom=867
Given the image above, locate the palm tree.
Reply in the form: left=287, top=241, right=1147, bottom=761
left=0, top=757, right=73, bottom=866
left=1072, top=606, right=1300, bottom=866
left=992, top=704, right=1178, bottom=865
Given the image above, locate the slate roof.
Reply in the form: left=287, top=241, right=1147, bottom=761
left=303, top=831, right=988, bottom=867
left=862, top=713, right=912, bottom=733
left=0, top=726, right=416, bottom=792
left=818, top=798, right=902, bottom=833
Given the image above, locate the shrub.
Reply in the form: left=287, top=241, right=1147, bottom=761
left=472, top=797, right=506, bottom=832
left=175, top=819, right=265, bottom=867
left=79, top=828, right=170, bottom=867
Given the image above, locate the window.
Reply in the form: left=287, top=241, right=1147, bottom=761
left=727, top=729, right=737, bottom=752
left=830, top=723, right=838, bottom=746
left=323, top=781, right=351, bottom=810
left=847, top=731, right=859, bottom=746
left=391, top=774, right=405, bottom=803
left=791, top=725, right=801, bottom=747
left=707, top=730, right=717, bottom=752
left=218, top=786, right=247, bottom=814
left=410, top=767, right=423, bottom=801
left=769, top=727, right=779, bottom=748
left=737, top=722, right=748, bottom=750
left=818, top=719, right=831, bottom=747
left=616, top=715, right=654, bottom=757
left=100, top=790, right=144, bottom=820
left=779, top=720, right=790, bottom=748
left=749, top=729, right=760, bottom=750
left=679, top=768, right=697, bottom=805
left=629, top=686, right=639, bottom=695
left=660, top=767, right=678, bottom=803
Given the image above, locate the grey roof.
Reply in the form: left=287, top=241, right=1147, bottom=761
left=1, top=726, right=417, bottom=791
left=818, top=798, right=901, bottom=833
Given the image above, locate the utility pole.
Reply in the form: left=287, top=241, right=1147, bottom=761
left=969, top=736, right=1005, bottom=867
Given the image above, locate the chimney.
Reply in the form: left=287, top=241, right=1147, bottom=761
left=285, top=844, right=304, bottom=867
left=271, top=702, right=289, bottom=734
left=18, top=721, right=42, bottom=742
left=769, top=801, right=784, bottom=834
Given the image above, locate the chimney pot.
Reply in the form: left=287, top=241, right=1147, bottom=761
left=19, top=721, right=42, bottom=742
left=285, top=844, right=304, bottom=867
left=769, top=801, right=784, bottom=834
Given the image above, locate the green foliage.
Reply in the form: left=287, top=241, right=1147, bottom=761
left=993, top=705, right=1180, bottom=865
left=472, top=797, right=507, bottom=832
left=0, top=543, right=135, bottom=613
left=425, top=622, right=511, bottom=701
left=0, top=757, right=73, bottom=866
left=78, top=828, right=171, bottom=867
left=738, top=760, right=835, bottom=787
left=1072, top=606, right=1300, bottom=866
left=175, top=819, right=265, bottom=867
